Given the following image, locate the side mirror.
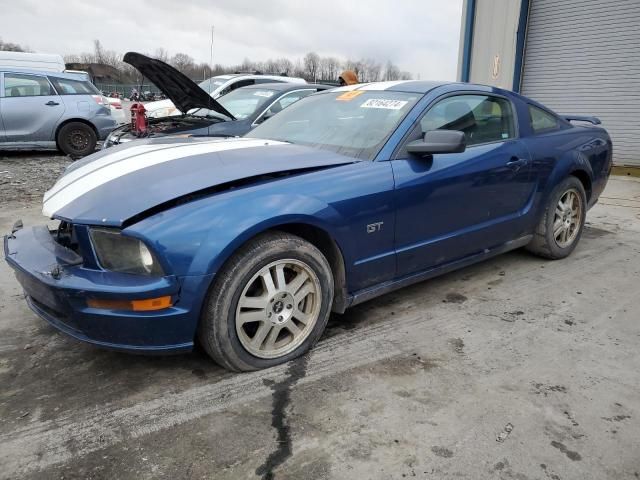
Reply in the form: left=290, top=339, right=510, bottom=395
left=406, top=130, right=466, bottom=156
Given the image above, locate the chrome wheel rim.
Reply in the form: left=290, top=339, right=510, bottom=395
left=553, top=188, right=582, bottom=248
left=235, top=259, right=322, bottom=359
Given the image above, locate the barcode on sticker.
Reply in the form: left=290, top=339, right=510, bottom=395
left=360, top=99, right=408, bottom=110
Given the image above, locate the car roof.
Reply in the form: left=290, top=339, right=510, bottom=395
left=0, top=67, right=92, bottom=80
left=331, top=80, right=449, bottom=94
left=239, top=82, right=333, bottom=92
left=329, top=80, right=523, bottom=97
left=226, top=74, right=306, bottom=82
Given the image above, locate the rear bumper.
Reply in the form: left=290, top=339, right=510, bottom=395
left=4, top=226, right=213, bottom=353
left=92, top=115, right=118, bottom=140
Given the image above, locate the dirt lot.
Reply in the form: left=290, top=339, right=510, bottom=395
left=0, top=153, right=639, bottom=480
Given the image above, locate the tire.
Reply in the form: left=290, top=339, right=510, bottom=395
left=57, top=122, right=97, bottom=158
left=198, top=231, right=334, bottom=371
left=526, top=176, right=587, bottom=259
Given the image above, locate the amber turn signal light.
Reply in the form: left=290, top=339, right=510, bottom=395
left=87, top=296, right=172, bottom=311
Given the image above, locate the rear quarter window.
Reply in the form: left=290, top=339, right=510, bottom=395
left=529, top=105, right=559, bottom=133
left=49, top=77, right=100, bottom=95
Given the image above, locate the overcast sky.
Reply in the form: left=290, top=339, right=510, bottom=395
left=3, top=0, right=463, bottom=80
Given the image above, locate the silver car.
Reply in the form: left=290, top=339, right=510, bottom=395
left=0, top=69, right=117, bottom=157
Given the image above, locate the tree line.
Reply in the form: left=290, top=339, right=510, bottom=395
left=62, top=40, right=412, bottom=84
left=2, top=38, right=413, bottom=83
left=0, top=37, right=31, bottom=52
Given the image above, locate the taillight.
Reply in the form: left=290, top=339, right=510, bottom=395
left=91, top=95, right=109, bottom=106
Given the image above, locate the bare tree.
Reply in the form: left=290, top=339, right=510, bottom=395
left=170, top=53, right=195, bottom=72
left=303, top=52, right=320, bottom=82
left=362, top=58, right=382, bottom=82
left=325, top=57, right=341, bottom=81
left=93, top=40, right=105, bottom=63
left=383, top=60, right=401, bottom=81
left=275, top=58, right=294, bottom=75
left=63, top=54, right=81, bottom=63
left=154, top=48, right=169, bottom=63
left=0, top=37, right=30, bottom=52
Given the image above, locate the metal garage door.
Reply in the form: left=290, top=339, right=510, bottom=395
left=520, top=0, right=640, bottom=166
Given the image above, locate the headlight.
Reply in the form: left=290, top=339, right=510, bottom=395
left=90, top=229, right=164, bottom=276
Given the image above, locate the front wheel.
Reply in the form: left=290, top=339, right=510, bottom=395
left=526, top=176, right=587, bottom=259
left=198, top=231, right=334, bottom=371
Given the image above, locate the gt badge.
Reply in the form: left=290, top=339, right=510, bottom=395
left=367, top=222, right=384, bottom=233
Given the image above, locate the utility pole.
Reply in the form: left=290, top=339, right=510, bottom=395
left=209, top=25, right=214, bottom=79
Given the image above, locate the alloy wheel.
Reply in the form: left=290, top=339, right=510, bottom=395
left=553, top=188, right=582, bottom=248
left=235, top=259, right=322, bottom=359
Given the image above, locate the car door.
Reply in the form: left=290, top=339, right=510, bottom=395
left=1, top=72, right=65, bottom=142
left=392, top=93, right=535, bottom=277
left=0, top=73, right=6, bottom=142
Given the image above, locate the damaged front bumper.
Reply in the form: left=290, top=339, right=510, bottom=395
left=4, top=224, right=212, bottom=353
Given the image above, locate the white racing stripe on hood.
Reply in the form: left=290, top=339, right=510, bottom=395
left=44, top=143, right=180, bottom=203
left=42, top=138, right=286, bottom=218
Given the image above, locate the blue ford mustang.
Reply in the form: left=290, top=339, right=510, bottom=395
left=4, top=81, right=612, bottom=371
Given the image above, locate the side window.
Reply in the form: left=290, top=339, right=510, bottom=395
left=266, top=90, right=313, bottom=115
left=255, top=78, right=284, bottom=84
left=420, top=94, right=516, bottom=147
left=49, top=77, right=98, bottom=95
left=4, top=73, right=54, bottom=97
left=529, top=105, right=559, bottom=133
left=229, top=79, right=255, bottom=91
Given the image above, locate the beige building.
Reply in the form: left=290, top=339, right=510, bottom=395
left=458, top=0, right=640, bottom=167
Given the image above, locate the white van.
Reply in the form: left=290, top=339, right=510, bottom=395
left=0, top=51, right=65, bottom=73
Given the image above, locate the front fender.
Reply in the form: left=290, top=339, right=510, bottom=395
left=127, top=161, right=396, bottom=292
left=195, top=195, right=343, bottom=276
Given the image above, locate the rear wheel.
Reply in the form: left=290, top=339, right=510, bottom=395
left=198, top=231, right=334, bottom=371
left=526, top=176, right=587, bottom=259
left=57, top=122, right=97, bottom=158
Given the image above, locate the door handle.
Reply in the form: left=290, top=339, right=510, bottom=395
left=506, top=157, right=528, bottom=169
left=45, top=101, right=59, bottom=106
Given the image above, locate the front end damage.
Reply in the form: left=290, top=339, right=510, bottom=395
left=3, top=221, right=210, bottom=352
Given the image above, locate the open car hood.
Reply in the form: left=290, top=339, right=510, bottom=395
left=42, top=137, right=357, bottom=227
left=123, top=52, right=235, bottom=119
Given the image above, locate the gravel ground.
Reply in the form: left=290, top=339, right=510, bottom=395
left=0, top=153, right=639, bottom=480
left=0, top=152, right=72, bottom=208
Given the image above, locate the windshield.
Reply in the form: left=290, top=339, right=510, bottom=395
left=198, top=77, right=229, bottom=94
left=217, top=88, right=278, bottom=119
left=246, top=90, right=420, bottom=160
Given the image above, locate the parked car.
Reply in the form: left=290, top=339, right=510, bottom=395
left=0, top=68, right=117, bottom=156
left=103, top=71, right=331, bottom=147
left=139, top=56, right=305, bottom=119
left=5, top=81, right=611, bottom=371
left=105, top=96, right=127, bottom=125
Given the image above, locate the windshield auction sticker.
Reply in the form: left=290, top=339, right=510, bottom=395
left=253, top=91, right=275, bottom=97
left=360, top=98, right=408, bottom=110
left=336, top=90, right=365, bottom=101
